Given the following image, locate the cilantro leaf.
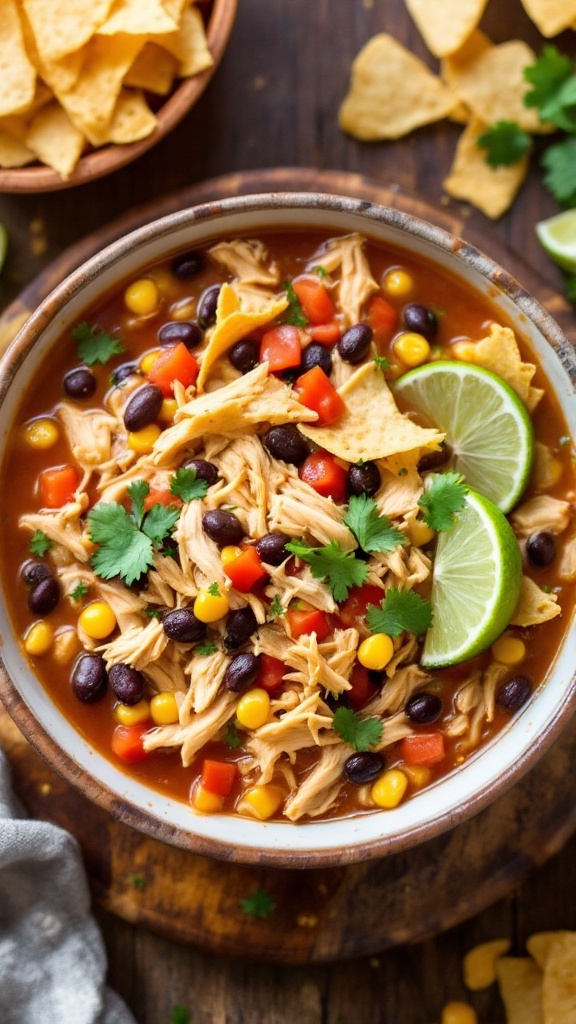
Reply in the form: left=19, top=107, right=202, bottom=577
left=524, top=45, right=574, bottom=128
left=239, top=888, right=276, bottom=919
left=69, top=582, right=89, bottom=600
left=281, top=279, right=308, bottom=327
left=366, top=588, right=433, bottom=637
left=196, top=641, right=217, bottom=656
left=141, top=503, right=180, bottom=546
left=208, top=582, right=221, bottom=597
left=285, top=538, right=368, bottom=602
left=169, top=1007, right=191, bottom=1024
left=128, top=873, right=147, bottom=891
left=72, top=321, right=124, bottom=366
left=170, top=467, right=209, bottom=502
left=344, top=494, right=407, bottom=554
left=127, top=479, right=150, bottom=529
left=312, top=265, right=328, bottom=277
left=476, top=121, right=532, bottom=168
left=374, top=355, right=389, bottom=372
left=29, top=530, right=53, bottom=557
left=268, top=594, right=285, bottom=619
left=541, top=138, right=576, bottom=206
left=223, top=721, right=242, bottom=748
left=418, top=472, right=468, bottom=532
left=88, top=502, right=154, bottom=586
left=332, top=706, right=383, bottom=751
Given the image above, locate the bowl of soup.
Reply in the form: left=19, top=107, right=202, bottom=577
left=0, top=193, right=575, bottom=866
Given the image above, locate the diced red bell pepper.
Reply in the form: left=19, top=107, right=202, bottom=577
left=148, top=342, right=199, bottom=396
left=368, top=295, right=398, bottom=338
left=257, top=654, right=287, bottom=694
left=400, top=732, right=446, bottom=767
left=299, top=450, right=348, bottom=502
left=308, top=321, right=342, bottom=345
left=143, top=487, right=182, bottom=512
left=200, top=758, right=237, bottom=797
left=292, top=276, right=336, bottom=325
left=346, top=663, right=379, bottom=710
left=294, top=365, right=346, bottom=426
left=260, top=324, right=302, bottom=372
left=339, top=584, right=386, bottom=629
left=224, top=546, right=268, bottom=592
left=285, top=606, right=331, bottom=641
left=111, top=723, right=150, bottom=764
left=39, top=465, right=79, bottom=508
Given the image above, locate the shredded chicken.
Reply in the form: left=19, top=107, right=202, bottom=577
left=511, top=495, right=571, bottom=536
left=269, top=476, right=354, bottom=549
left=307, top=233, right=379, bottom=326
left=209, top=239, right=280, bottom=286
left=143, top=692, right=238, bottom=765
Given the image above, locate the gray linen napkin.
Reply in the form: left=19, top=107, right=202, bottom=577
left=0, top=748, right=136, bottom=1024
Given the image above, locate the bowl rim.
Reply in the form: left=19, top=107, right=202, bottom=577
left=1, top=190, right=575, bottom=868
left=0, top=0, right=238, bottom=194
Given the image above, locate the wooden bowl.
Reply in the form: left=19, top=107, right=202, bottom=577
left=0, top=0, right=237, bottom=194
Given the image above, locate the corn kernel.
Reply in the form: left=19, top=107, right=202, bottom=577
left=221, top=545, right=243, bottom=566
left=238, top=784, right=284, bottom=820
left=357, top=633, right=395, bottom=671
left=193, top=781, right=224, bottom=813
left=24, top=417, right=60, bottom=450
left=79, top=600, right=117, bottom=640
left=441, top=1001, right=478, bottom=1024
left=193, top=587, right=230, bottom=623
left=150, top=691, right=179, bottom=725
left=127, top=424, right=162, bottom=454
left=158, top=398, right=178, bottom=423
left=114, top=699, right=151, bottom=726
left=402, top=763, right=431, bottom=789
left=124, top=278, right=160, bottom=316
left=382, top=267, right=413, bottom=298
left=236, top=688, right=271, bottom=730
left=140, top=349, right=161, bottom=375
left=24, top=620, right=54, bottom=656
left=394, top=332, right=430, bottom=368
left=371, top=768, right=408, bottom=809
left=406, top=516, right=435, bottom=547
left=452, top=340, right=478, bottom=362
left=491, top=634, right=526, bottom=666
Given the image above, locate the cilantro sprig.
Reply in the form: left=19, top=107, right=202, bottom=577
left=281, top=279, right=308, bottom=327
left=170, top=467, right=209, bottom=502
left=366, top=588, right=432, bottom=637
left=29, top=530, right=53, bottom=557
left=285, top=538, right=368, bottom=602
left=476, top=121, right=532, bottom=169
left=72, top=322, right=124, bottom=366
left=344, top=494, right=407, bottom=554
left=418, top=472, right=468, bottom=532
left=239, top=888, right=276, bottom=919
left=332, top=706, right=383, bottom=751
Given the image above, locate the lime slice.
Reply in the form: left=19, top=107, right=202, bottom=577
left=0, top=223, right=7, bottom=275
left=394, top=361, right=534, bottom=513
left=536, top=209, right=576, bottom=273
left=422, top=488, right=522, bottom=668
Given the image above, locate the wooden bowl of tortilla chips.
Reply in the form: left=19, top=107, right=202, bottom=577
left=0, top=0, right=237, bottom=193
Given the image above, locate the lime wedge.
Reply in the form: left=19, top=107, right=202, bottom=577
left=394, top=361, right=534, bottom=513
left=0, top=223, right=7, bottom=275
left=422, top=488, right=522, bottom=668
left=536, top=209, right=576, bottom=273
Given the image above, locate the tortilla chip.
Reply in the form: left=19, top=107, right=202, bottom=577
left=27, top=44, right=84, bottom=95
left=22, top=0, right=114, bottom=63
left=196, top=288, right=289, bottom=391
left=25, top=101, right=85, bottom=177
left=405, top=0, right=489, bottom=57
left=527, top=932, right=575, bottom=970
left=299, top=362, right=444, bottom=463
left=159, top=4, right=213, bottom=77
left=98, top=0, right=178, bottom=35
left=520, top=0, right=576, bottom=37
left=0, top=127, right=35, bottom=168
left=339, top=34, right=458, bottom=141
left=0, top=0, right=37, bottom=118
left=542, top=933, right=576, bottom=1024
left=443, top=117, right=530, bottom=219
left=86, top=88, right=158, bottom=146
left=470, top=323, right=544, bottom=411
left=463, top=939, right=511, bottom=990
left=510, top=575, right=561, bottom=627
left=496, top=957, right=544, bottom=1024
left=216, top=282, right=241, bottom=319
left=124, top=42, right=177, bottom=95
left=443, top=28, right=493, bottom=67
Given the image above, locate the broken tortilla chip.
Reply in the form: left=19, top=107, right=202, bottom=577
left=22, top=0, right=114, bottom=63
left=443, top=117, right=530, bottom=219
left=471, top=323, right=544, bottom=411
left=196, top=288, right=289, bottom=391
left=405, top=0, right=489, bottom=58
left=88, top=89, right=158, bottom=146
left=0, top=0, right=37, bottom=118
left=520, top=0, right=576, bottom=37
left=542, top=932, right=576, bottom=1024
left=0, top=127, right=35, bottom=167
left=527, top=931, right=575, bottom=970
left=496, top=957, right=544, bottom=1024
left=25, top=101, right=85, bottom=178
left=339, top=34, right=458, bottom=141
left=97, top=0, right=178, bottom=36
left=510, top=575, right=561, bottom=626
left=157, top=5, right=214, bottom=77
left=299, top=362, right=444, bottom=463
left=124, top=43, right=178, bottom=96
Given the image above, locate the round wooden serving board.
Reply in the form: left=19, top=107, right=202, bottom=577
left=1, top=168, right=575, bottom=964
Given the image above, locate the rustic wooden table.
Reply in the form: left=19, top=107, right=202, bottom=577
left=1, top=2, right=575, bottom=1022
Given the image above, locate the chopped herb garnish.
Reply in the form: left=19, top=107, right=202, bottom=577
left=285, top=538, right=368, bottom=602
left=127, top=479, right=149, bottom=529
left=169, top=1006, right=191, bottom=1024
left=208, top=582, right=220, bottom=597
left=145, top=607, right=161, bottom=619
left=524, top=44, right=576, bottom=131
left=239, top=888, right=276, bottom=919
left=224, top=721, right=242, bottom=749
left=418, top=472, right=468, bottom=532
left=343, top=494, right=407, bottom=554
left=312, top=265, right=329, bottom=277
left=541, top=138, right=576, bottom=207
left=196, top=641, right=217, bottom=656
left=366, top=588, right=433, bottom=638
left=72, top=321, right=124, bottom=366
left=29, top=530, right=53, bottom=557
left=397, top=467, right=408, bottom=477
left=373, top=355, right=389, bottom=372
left=476, top=120, right=532, bottom=168
left=127, top=873, right=147, bottom=890
left=268, top=594, right=285, bottom=619
left=281, top=279, right=308, bottom=327
left=170, top=467, right=209, bottom=502
left=69, top=582, right=89, bottom=600
left=332, top=706, right=383, bottom=751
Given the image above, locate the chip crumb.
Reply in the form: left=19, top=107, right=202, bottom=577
left=38, top=782, right=52, bottom=795
left=296, top=914, right=319, bottom=928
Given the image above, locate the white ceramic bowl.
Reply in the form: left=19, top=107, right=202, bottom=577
left=1, top=193, right=575, bottom=867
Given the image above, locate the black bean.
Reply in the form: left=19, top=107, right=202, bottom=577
left=263, top=424, right=309, bottom=465
left=171, top=250, right=205, bottom=279
left=344, top=751, right=385, bottom=784
left=123, top=384, right=163, bottom=432
left=224, top=652, right=261, bottom=692
left=202, top=509, right=244, bottom=547
left=158, top=320, right=203, bottom=349
left=255, top=532, right=289, bottom=566
left=196, top=284, right=221, bottom=328
left=417, top=444, right=451, bottom=473
left=223, top=607, right=258, bottom=651
left=109, top=663, right=146, bottom=705
left=21, top=560, right=53, bottom=586
left=338, top=323, right=373, bottom=364
left=526, top=531, right=556, bottom=568
left=229, top=338, right=260, bottom=374
left=300, top=342, right=332, bottom=377
left=405, top=691, right=443, bottom=724
left=181, top=458, right=219, bottom=486
left=496, top=674, right=532, bottom=711
left=347, top=461, right=381, bottom=498
left=72, top=653, right=108, bottom=703
left=402, top=303, right=438, bottom=340
left=63, top=366, right=97, bottom=399
left=162, top=608, right=207, bottom=644
left=28, top=576, right=60, bottom=615
left=112, top=362, right=139, bottom=387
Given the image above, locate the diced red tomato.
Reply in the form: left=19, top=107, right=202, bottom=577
left=148, top=342, right=199, bottom=396
left=346, top=663, right=379, bottom=710
left=224, top=546, right=268, bottom=592
left=260, top=324, right=301, bottom=372
left=257, top=653, right=287, bottom=694
left=308, top=322, right=342, bottom=345
left=285, top=606, right=331, bottom=641
left=368, top=295, right=398, bottom=338
left=339, top=584, right=385, bottom=629
left=200, top=758, right=236, bottom=797
left=111, top=723, right=150, bottom=764
left=299, top=450, right=347, bottom=502
left=39, top=465, right=79, bottom=508
left=400, top=732, right=446, bottom=767
left=294, top=365, right=346, bottom=426
left=143, top=487, right=181, bottom=512
left=292, top=276, right=336, bottom=325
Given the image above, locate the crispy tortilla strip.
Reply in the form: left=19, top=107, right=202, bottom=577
left=542, top=933, right=576, bottom=1024
left=443, top=117, right=530, bottom=219
left=339, top=34, right=458, bottom=141
left=299, top=362, right=443, bottom=463
left=0, top=0, right=36, bottom=117
left=510, top=575, right=561, bottom=626
left=520, top=0, right=576, bottom=37
left=405, top=0, right=489, bottom=57
left=471, top=323, right=544, bottom=411
left=22, top=0, right=113, bottom=62
left=496, top=957, right=544, bottom=1024
left=196, top=286, right=288, bottom=390
left=25, top=102, right=85, bottom=178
